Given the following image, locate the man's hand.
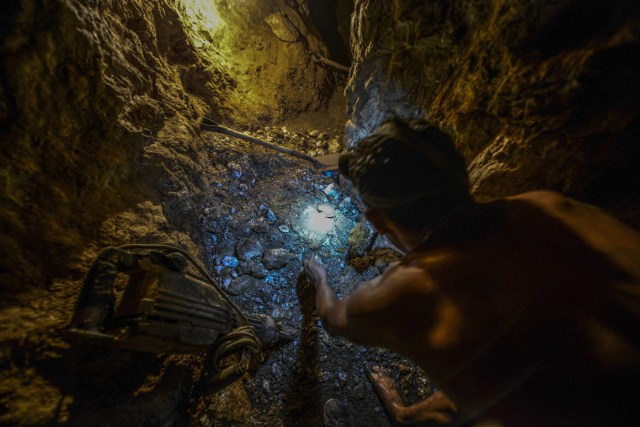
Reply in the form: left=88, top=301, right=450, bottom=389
left=303, top=254, right=346, bottom=336
left=304, top=254, right=327, bottom=288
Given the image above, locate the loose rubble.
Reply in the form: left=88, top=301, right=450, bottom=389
left=199, top=126, right=435, bottom=426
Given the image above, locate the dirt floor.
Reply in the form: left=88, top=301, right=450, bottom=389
left=0, top=119, right=438, bottom=427
left=192, top=124, right=437, bottom=426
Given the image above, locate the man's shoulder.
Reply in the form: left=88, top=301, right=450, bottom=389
left=508, top=189, right=626, bottom=222
left=507, top=190, right=606, bottom=220
left=371, top=260, right=443, bottom=296
left=382, top=261, right=432, bottom=284
left=509, top=189, right=568, bottom=207
left=508, top=190, right=640, bottom=276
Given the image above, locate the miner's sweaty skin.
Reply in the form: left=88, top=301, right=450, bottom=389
left=306, top=175, right=640, bottom=423
left=306, top=191, right=640, bottom=425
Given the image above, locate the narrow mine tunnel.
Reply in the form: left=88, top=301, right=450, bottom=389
left=1, top=0, right=639, bottom=426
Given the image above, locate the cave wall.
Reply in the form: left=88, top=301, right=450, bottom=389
left=346, top=0, right=640, bottom=224
left=0, top=0, right=218, bottom=296
left=201, top=0, right=337, bottom=123
left=0, top=0, right=339, bottom=424
left=5, top=0, right=639, bottom=424
left=0, top=0, right=339, bottom=294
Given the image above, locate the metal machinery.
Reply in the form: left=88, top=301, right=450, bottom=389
left=67, top=243, right=287, bottom=387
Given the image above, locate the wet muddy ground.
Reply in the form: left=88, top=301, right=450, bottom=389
left=197, top=126, right=436, bottom=426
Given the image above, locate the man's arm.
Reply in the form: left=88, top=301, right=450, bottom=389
left=304, top=254, right=349, bottom=336
left=304, top=255, right=435, bottom=347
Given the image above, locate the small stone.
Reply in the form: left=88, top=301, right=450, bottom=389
left=278, top=224, right=290, bottom=233
left=227, top=161, right=242, bottom=179
left=249, top=262, right=269, bottom=279
left=353, top=382, right=366, bottom=399
left=221, top=256, right=239, bottom=268
left=252, top=221, right=269, bottom=234
left=236, top=238, right=264, bottom=260
left=266, top=209, right=277, bottom=222
left=229, top=275, right=260, bottom=298
left=322, top=183, right=336, bottom=196
left=322, top=372, right=334, bottom=383
left=271, top=363, right=284, bottom=380
left=339, top=197, right=354, bottom=211
left=214, top=265, right=228, bottom=275
left=262, top=248, right=294, bottom=270
left=348, top=221, right=377, bottom=257
left=284, top=179, right=299, bottom=190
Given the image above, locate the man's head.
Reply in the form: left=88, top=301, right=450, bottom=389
left=339, top=118, right=471, bottom=232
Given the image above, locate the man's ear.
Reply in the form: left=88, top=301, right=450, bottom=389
left=365, top=208, right=391, bottom=235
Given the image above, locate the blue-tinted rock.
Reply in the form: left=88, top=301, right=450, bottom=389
left=228, top=161, right=242, bottom=179
left=221, top=255, right=239, bottom=268
left=262, top=248, right=294, bottom=269
left=236, top=237, right=264, bottom=260
left=278, top=224, right=290, bottom=233
left=229, top=275, right=258, bottom=297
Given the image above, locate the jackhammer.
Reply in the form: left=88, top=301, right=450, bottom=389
left=67, top=243, right=290, bottom=388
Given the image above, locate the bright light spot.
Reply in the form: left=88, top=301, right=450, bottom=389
left=303, top=204, right=336, bottom=235
left=180, top=0, right=224, bottom=50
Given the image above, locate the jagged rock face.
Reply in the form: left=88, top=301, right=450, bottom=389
left=0, top=0, right=219, bottom=294
left=200, top=0, right=337, bottom=123
left=346, top=0, right=640, bottom=224
left=0, top=0, right=344, bottom=425
left=0, top=0, right=339, bottom=294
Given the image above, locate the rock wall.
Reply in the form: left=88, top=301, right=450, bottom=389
left=0, top=0, right=342, bottom=424
left=1, top=0, right=215, bottom=296
left=346, top=0, right=640, bottom=224
left=199, top=0, right=337, bottom=123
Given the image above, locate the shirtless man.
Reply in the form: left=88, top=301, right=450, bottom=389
left=305, top=118, right=640, bottom=426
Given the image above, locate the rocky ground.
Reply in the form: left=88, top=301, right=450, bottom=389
left=194, top=125, right=436, bottom=426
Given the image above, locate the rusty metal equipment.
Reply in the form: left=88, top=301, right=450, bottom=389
left=67, top=243, right=286, bottom=386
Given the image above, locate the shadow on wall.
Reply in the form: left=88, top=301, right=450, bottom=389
left=307, top=0, right=353, bottom=65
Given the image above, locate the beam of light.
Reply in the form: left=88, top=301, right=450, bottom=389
left=303, top=204, right=336, bottom=235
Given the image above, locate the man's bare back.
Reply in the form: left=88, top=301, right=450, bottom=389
left=307, top=190, right=640, bottom=425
